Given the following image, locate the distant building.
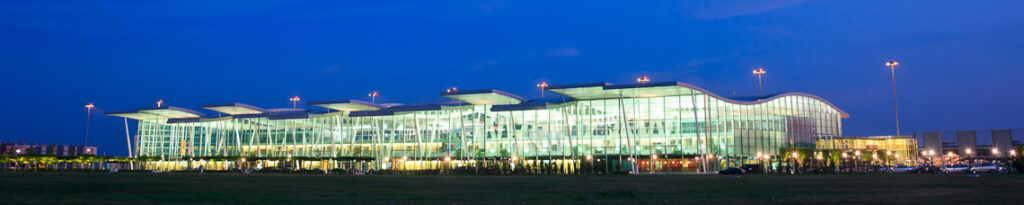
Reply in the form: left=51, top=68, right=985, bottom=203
left=817, top=135, right=919, bottom=164
left=915, top=129, right=1021, bottom=165
left=0, top=142, right=97, bottom=156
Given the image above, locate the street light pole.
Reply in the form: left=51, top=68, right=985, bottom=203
left=536, top=82, right=549, bottom=98
left=886, top=61, right=901, bottom=137
left=1011, top=150, right=1017, bottom=173
left=636, top=76, right=650, bottom=84
left=289, top=96, right=301, bottom=109
left=84, top=103, right=94, bottom=145
left=886, top=151, right=893, bottom=167
left=855, top=151, right=861, bottom=172
left=445, top=87, right=458, bottom=103
left=753, top=68, right=766, bottom=95
left=368, top=92, right=378, bottom=104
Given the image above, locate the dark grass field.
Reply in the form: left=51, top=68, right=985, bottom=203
left=2, top=172, right=1023, bottom=204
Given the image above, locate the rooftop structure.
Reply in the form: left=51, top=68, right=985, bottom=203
left=0, top=142, right=98, bottom=156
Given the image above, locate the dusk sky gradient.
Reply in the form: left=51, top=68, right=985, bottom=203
left=1, top=0, right=1022, bottom=156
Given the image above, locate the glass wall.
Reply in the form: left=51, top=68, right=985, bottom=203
left=132, top=92, right=844, bottom=173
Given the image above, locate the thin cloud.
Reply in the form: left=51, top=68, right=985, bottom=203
left=545, top=47, right=580, bottom=58
left=682, top=57, right=727, bottom=67
left=693, top=0, right=809, bottom=19
left=472, top=60, right=499, bottom=69
left=748, top=26, right=794, bottom=37
left=322, top=65, right=342, bottom=74
left=480, top=0, right=505, bottom=12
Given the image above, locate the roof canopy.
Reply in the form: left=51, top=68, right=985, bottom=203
left=549, top=81, right=849, bottom=118
left=440, top=89, right=524, bottom=105
left=200, top=103, right=266, bottom=115
left=308, top=99, right=383, bottom=112
left=108, top=80, right=848, bottom=120
left=106, top=110, right=165, bottom=120
left=491, top=97, right=573, bottom=111
left=107, top=106, right=206, bottom=120
left=548, top=82, right=706, bottom=100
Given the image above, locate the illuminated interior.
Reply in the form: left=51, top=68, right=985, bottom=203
left=109, top=82, right=847, bottom=173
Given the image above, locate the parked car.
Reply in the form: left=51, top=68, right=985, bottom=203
left=942, top=164, right=971, bottom=173
left=718, top=167, right=745, bottom=175
left=888, top=165, right=916, bottom=173
left=916, top=165, right=941, bottom=173
left=970, top=163, right=1006, bottom=173
left=740, top=164, right=763, bottom=174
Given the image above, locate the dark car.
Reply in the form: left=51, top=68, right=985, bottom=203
left=718, top=167, right=746, bottom=175
left=917, top=165, right=941, bottom=173
left=740, top=164, right=763, bottom=174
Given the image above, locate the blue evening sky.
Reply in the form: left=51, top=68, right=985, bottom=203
left=1, top=0, right=1022, bottom=155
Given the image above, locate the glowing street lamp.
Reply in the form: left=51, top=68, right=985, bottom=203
left=84, top=103, right=95, bottom=145
left=536, top=82, right=549, bottom=97
left=816, top=154, right=823, bottom=169
left=885, top=60, right=902, bottom=137
left=753, top=68, right=766, bottom=95
left=585, top=154, right=593, bottom=161
left=636, top=76, right=650, bottom=84
left=289, top=96, right=301, bottom=109
left=368, top=91, right=379, bottom=104
left=445, top=87, right=458, bottom=102
left=156, top=99, right=164, bottom=107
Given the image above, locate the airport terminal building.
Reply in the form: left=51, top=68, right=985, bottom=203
left=107, top=81, right=847, bottom=173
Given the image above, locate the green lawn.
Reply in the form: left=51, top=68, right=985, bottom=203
left=1, top=172, right=1023, bottom=204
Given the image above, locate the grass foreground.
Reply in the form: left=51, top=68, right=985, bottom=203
left=2, top=172, right=1023, bottom=204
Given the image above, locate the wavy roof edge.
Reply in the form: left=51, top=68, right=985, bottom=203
left=106, top=80, right=848, bottom=120
left=546, top=81, right=847, bottom=118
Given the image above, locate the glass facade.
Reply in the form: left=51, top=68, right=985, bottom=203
left=113, top=82, right=847, bottom=173
left=817, top=135, right=919, bottom=165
